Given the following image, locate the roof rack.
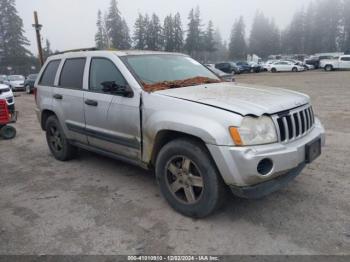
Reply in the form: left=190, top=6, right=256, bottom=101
left=56, top=47, right=99, bottom=55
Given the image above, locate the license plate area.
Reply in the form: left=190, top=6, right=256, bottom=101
left=305, top=139, right=321, bottom=164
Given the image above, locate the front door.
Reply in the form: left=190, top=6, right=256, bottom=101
left=83, top=56, right=141, bottom=160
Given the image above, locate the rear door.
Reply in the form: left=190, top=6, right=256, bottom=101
left=52, top=57, right=87, bottom=144
left=83, top=54, right=141, bottom=160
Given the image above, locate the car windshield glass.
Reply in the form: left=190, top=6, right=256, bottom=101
left=9, top=75, right=24, bottom=81
left=124, top=54, right=221, bottom=92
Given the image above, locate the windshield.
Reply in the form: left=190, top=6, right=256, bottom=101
left=124, top=54, right=220, bottom=92
left=9, top=75, right=24, bottom=81
left=0, top=76, right=7, bottom=81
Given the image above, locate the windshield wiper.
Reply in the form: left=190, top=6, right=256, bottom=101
left=142, top=76, right=222, bottom=92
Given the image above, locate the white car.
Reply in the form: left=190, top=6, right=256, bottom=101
left=5, top=75, right=25, bottom=91
left=0, top=83, right=15, bottom=111
left=268, top=61, right=305, bottom=73
left=262, top=60, right=279, bottom=71
left=322, top=55, right=350, bottom=71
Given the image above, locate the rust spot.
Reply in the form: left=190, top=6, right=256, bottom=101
left=142, top=77, right=222, bottom=92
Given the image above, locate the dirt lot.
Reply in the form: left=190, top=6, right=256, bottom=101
left=0, top=70, right=349, bottom=255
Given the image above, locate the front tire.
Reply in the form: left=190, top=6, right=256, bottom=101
left=155, top=138, right=227, bottom=218
left=325, top=65, right=333, bottom=71
left=271, top=68, right=277, bottom=73
left=45, top=115, right=77, bottom=161
left=292, top=67, right=298, bottom=72
left=0, top=125, right=16, bottom=139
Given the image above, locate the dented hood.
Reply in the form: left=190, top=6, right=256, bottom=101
left=156, top=82, right=310, bottom=116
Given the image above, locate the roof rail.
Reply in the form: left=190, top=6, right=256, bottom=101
left=56, top=47, right=99, bottom=55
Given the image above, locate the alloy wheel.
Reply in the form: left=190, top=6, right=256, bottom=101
left=48, top=125, right=63, bottom=152
left=165, top=156, right=204, bottom=204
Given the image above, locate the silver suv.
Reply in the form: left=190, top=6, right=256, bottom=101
left=35, top=50, right=325, bottom=218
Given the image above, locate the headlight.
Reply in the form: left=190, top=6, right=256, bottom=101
left=230, top=116, right=277, bottom=146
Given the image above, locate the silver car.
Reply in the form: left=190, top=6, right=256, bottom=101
left=35, top=50, right=325, bottom=218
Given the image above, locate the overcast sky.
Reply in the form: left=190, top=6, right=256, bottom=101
left=17, top=0, right=314, bottom=54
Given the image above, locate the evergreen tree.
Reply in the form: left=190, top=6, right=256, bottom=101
left=204, top=20, right=216, bottom=53
left=133, top=14, right=147, bottom=49
left=304, top=3, right=317, bottom=54
left=95, top=9, right=108, bottom=49
left=163, top=14, right=175, bottom=52
left=145, top=13, right=163, bottom=50
left=173, top=12, right=184, bottom=52
left=185, top=7, right=203, bottom=58
left=0, top=0, right=31, bottom=74
left=105, top=0, right=131, bottom=49
left=43, top=39, right=53, bottom=61
left=229, top=16, right=247, bottom=59
left=284, top=9, right=306, bottom=53
left=210, top=28, right=228, bottom=62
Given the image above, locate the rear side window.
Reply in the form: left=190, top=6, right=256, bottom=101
left=89, top=58, right=127, bottom=92
left=39, top=60, right=60, bottom=86
left=60, top=58, right=86, bottom=89
left=341, top=57, right=350, bottom=61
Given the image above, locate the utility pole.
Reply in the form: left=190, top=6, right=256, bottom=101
left=32, top=11, right=44, bottom=66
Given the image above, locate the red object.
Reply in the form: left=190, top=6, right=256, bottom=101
left=0, top=99, right=10, bottom=125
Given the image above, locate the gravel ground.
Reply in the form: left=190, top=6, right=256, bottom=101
left=0, top=70, right=349, bottom=255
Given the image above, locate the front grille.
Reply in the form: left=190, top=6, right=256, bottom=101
left=273, top=105, right=315, bottom=143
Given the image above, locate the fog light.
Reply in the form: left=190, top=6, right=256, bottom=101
left=257, top=159, right=273, bottom=176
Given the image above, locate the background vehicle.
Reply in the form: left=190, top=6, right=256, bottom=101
left=248, top=62, right=262, bottom=73
left=268, top=61, right=305, bottom=72
left=322, top=55, right=350, bottom=71
left=304, top=58, right=320, bottom=69
left=35, top=50, right=325, bottom=218
left=262, top=60, right=278, bottom=71
left=0, top=75, right=7, bottom=84
left=0, top=83, right=15, bottom=116
left=5, top=75, right=25, bottom=91
left=205, top=64, right=235, bottom=82
left=24, top=74, right=38, bottom=94
left=215, top=62, right=241, bottom=74
left=236, top=61, right=252, bottom=73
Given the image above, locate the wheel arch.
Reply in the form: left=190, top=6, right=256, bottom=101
left=41, top=109, right=57, bottom=131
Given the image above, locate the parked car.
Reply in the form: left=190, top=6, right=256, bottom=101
left=322, top=55, right=350, bottom=71
left=262, top=60, right=279, bottom=71
left=24, top=74, right=38, bottom=94
left=0, top=83, right=15, bottom=114
left=215, top=62, right=241, bottom=74
left=268, top=61, right=305, bottom=72
left=303, top=64, right=315, bottom=70
left=5, top=75, right=25, bottom=91
left=304, top=58, right=320, bottom=69
left=248, top=62, right=262, bottom=73
left=35, top=50, right=325, bottom=218
left=0, top=75, right=8, bottom=84
left=236, top=61, right=252, bottom=73
left=205, top=64, right=235, bottom=82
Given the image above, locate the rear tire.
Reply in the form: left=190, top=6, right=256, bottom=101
left=0, top=125, right=16, bottom=139
left=155, top=138, right=227, bottom=218
left=45, top=115, right=77, bottom=161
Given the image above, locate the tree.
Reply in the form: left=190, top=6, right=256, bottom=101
left=209, top=28, right=228, bottom=62
left=43, top=39, right=53, bottom=61
left=105, top=0, right=131, bottom=49
left=341, top=0, right=350, bottom=52
left=95, top=9, right=108, bottom=49
left=185, top=7, right=204, bottom=58
left=249, top=11, right=281, bottom=58
left=145, top=13, right=163, bottom=50
left=133, top=14, right=147, bottom=49
left=204, top=20, right=216, bottom=53
left=163, top=14, right=175, bottom=52
left=173, top=12, right=184, bottom=52
left=0, top=0, right=32, bottom=74
left=229, top=16, right=247, bottom=59
left=283, top=9, right=306, bottom=54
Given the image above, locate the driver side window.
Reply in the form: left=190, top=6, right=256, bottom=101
left=89, top=58, right=127, bottom=93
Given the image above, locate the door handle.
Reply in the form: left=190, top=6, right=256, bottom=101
left=85, top=99, right=98, bottom=107
left=53, top=94, right=63, bottom=100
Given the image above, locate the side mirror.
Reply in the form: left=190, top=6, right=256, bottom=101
left=101, top=81, right=133, bottom=98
